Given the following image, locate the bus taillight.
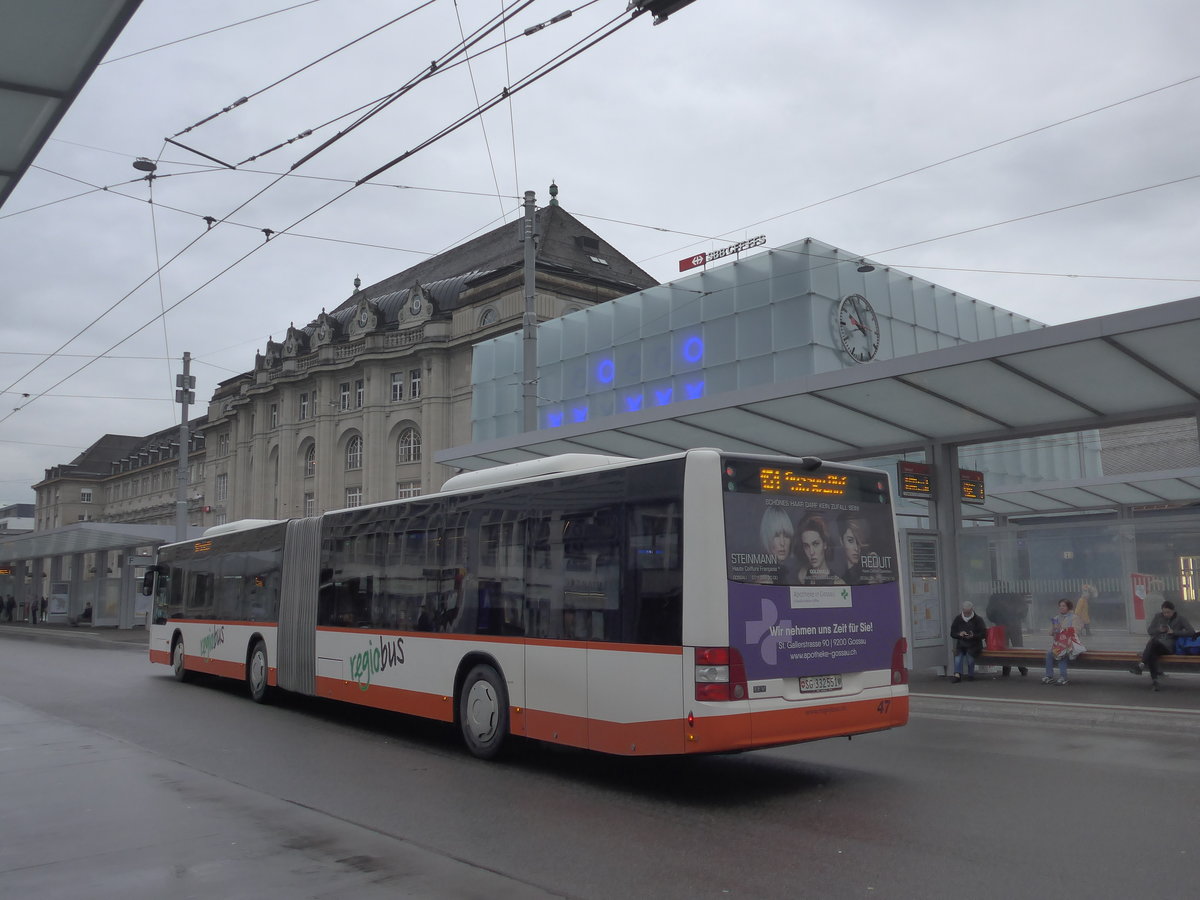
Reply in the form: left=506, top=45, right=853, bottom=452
left=694, top=647, right=748, bottom=701
left=891, top=637, right=908, bottom=685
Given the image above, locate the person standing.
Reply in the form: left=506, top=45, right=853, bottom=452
left=1130, top=600, right=1195, bottom=691
left=1075, top=584, right=1097, bottom=636
left=39, top=596, right=48, bottom=624
left=1042, top=598, right=1080, bottom=685
left=949, top=600, right=987, bottom=683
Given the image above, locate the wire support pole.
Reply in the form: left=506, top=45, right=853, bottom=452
left=521, top=190, right=538, bottom=433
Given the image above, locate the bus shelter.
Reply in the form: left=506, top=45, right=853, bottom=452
left=0, top=523, right=200, bottom=629
left=438, top=296, right=1200, bottom=671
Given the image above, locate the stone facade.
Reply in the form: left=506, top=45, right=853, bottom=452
left=31, top=201, right=657, bottom=528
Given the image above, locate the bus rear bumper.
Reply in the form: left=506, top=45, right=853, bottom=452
left=685, top=691, right=909, bottom=754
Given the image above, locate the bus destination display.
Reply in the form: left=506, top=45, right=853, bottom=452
left=759, top=468, right=848, bottom=497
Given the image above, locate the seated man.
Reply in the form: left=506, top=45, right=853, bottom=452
left=1130, top=600, right=1195, bottom=691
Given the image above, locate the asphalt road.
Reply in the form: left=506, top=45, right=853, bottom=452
left=0, top=633, right=1189, bottom=899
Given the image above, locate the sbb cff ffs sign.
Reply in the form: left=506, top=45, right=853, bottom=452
left=679, top=235, right=766, bottom=271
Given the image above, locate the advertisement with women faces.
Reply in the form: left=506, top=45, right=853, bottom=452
left=723, top=464, right=902, bottom=682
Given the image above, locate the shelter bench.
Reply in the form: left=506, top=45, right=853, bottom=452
left=979, top=648, right=1200, bottom=674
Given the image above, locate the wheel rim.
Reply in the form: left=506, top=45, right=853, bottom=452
left=250, top=649, right=266, bottom=695
left=465, top=679, right=499, bottom=744
left=172, top=641, right=184, bottom=675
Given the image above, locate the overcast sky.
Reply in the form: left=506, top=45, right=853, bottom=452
left=2, top=0, right=1198, bottom=506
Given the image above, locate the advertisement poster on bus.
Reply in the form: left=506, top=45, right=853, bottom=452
left=723, top=487, right=901, bottom=681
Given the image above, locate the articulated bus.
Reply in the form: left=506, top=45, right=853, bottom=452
left=147, top=449, right=908, bottom=758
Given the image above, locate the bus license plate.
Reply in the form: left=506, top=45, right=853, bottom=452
left=799, top=674, right=842, bottom=693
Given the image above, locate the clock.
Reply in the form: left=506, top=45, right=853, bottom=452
left=410, top=293, right=423, bottom=316
left=836, top=294, right=880, bottom=363
left=358, top=307, right=370, bottom=328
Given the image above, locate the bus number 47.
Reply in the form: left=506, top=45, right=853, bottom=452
left=876, top=699, right=891, bottom=715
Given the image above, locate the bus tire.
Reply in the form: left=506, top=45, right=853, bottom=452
left=459, top=663, right=509, bottom=760
left=247, top=640, right=270, bottom=703
left=172, top=636, right=190, bottom=683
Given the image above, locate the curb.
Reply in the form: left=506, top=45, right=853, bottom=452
left=0, top=626, right=147, bottom=652
left=911, top=692, right=1200, bottom=735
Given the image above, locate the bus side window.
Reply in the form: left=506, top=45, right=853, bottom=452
left=628, top=503, right=683, bottom=645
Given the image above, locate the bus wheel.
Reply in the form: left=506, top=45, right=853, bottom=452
left=459, top=664, right=509, bottom=760
left=172, top=637, right=190, bottom=683
left=247, top=640, right=270, bottom=703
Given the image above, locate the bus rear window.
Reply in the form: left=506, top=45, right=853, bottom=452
left=722, top=459, right=896, bottom=587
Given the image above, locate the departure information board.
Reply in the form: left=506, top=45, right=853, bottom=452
left=898, top=461, right=934, bottom=500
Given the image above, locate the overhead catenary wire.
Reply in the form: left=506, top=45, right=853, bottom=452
left=0, top=3, right=643, bottom=428
left=0, top=2, right=544, bottom=405
left=356, top=6, right=634, bottom=185
left=454, top=0, right=509, bottom=222
left=171, top=0, right=442, bottom=139
left=101, top=0, right=326, bottom=65
left=639, top=70, right=1200, bottom=267
left=289, top=0, right=541, bottom=172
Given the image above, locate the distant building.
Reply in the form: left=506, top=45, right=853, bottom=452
left=32, top=426, right=207, bottom=530
left=0, top=503, right=34, bottom=535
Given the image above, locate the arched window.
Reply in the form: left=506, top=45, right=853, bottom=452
left=478, top=307, right=498, bottom=328
left=345, top=435, right=363, bottom=471
left=304, top=445, right=316, bottom=478
left=398, top=428, right=421, bottom=464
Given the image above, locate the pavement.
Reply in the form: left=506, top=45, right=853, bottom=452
left=2, top=620, right=1197, bottom=733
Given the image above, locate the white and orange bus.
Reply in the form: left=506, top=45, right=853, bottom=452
left=147, top=449, right=908, bottom=758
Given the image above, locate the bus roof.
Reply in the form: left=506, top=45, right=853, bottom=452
left=440, top=454, right=633, bottom=493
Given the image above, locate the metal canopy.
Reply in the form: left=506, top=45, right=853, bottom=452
left=437, top=295, right=1200, bottom=511
left=0, top=523, right=191, bottom=564
left=0, top=0, right=143, bottom=209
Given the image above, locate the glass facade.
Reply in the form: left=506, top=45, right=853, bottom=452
left=471, top=237, right=1043, bottom=441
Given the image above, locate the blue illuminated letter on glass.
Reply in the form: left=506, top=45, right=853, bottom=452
left=681, top=336, right=704, bottom=364
left=596, top=359, right=615, bottom=384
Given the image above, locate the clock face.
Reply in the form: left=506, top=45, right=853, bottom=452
left=358, top=308, right=369, bottom=327
left=837, top=294, right=880, bottom=362
left=410, top=294, right=423, bottom=315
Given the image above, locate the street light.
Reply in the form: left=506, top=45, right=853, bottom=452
left=132, top=157, right=157, bottom=172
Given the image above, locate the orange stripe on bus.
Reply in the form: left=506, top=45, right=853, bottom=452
left=314, top=676, right=455, bottom=722
left=182, top=654, right=245, bottom=681
left=149, top=649, right=170, bottom=665
left=685, top=695, right=910, bottom=754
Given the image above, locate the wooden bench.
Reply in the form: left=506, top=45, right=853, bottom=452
left=980, top=648, right=1200, bottom=673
